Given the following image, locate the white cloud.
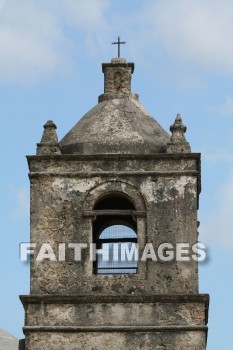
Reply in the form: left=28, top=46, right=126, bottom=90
left=60, top=0, right=110, bottom=56
left=0, top=0, right=109, bottom=84
left=0, top=0, right=67, bottom=83
left=135, top=0, right=233, bottom=74
left=219, top=97, right=233, bottom=117
left=201, top=172, right=233, bottom=248
left=8, top=186, right=29, bottom=219
left=1, top=0, right=233, bottom=84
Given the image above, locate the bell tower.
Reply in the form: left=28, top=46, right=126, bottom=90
left=20, top=57, right=209, bottom=350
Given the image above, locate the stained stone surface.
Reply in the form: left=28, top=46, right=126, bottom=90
left=25, top=331, right=206, bottom=350
left=27, top=154, right=200, bottom=295
left=21, top=294, right=208, bottom=328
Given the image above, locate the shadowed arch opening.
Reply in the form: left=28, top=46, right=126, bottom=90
left=94, top=192, right=135, bottom=210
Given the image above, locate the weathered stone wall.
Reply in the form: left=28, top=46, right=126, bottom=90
left=28, top=154, right=200, bottom=295
left=103, top=62, right=133, bottom=95
left=23, top=298, right=206, bottom=328
left=21, top=153, right=208, bottom=349
left=25, top=331, right=206, bottom=350
left=21, top=294, right=208, bottom=350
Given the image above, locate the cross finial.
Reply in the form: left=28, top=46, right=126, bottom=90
left=111, top=36, right=126, bottom=58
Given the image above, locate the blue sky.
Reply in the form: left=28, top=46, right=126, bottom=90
left=1, top=0, right=233, bottom=348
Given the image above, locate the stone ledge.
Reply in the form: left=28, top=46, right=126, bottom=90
left=102, top=62, right=134, bottom=72
left=23, top=325, right=208, bottom=333
left=20, top=294, right=209, bottom=305
left=98, top=92, right=139, bottom=103
left=20, top=294, right=209, bottom=325
left=27, top=153, right=201, bottom=161
left=83, top=210, right=146, bottom=217
left=29, top=170, right=199, bottom=179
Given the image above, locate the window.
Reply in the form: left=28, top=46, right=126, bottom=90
left=92, top=193, right=138, bottom=275
left=97, top=225, right=137, bottom=274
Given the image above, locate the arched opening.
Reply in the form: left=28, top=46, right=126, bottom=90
left=93, top=193, right=138, bottom=275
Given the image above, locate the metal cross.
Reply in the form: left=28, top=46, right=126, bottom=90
left=112, top=36, right=126, bottom=58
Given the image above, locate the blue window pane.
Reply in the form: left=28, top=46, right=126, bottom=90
left=97, top=225, right=138, bottom=275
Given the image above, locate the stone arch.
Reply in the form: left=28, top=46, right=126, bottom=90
left=83, top=180, right=146, bottom=212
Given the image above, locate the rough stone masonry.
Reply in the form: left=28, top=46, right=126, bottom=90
left=20, top=57, right=209, bottom=350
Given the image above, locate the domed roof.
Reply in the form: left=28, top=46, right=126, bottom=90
left=60, top=96, right=169, bottom=154
left=0, top=329, right=18, bottom=350
left=59, top=58, right=170, bottom=155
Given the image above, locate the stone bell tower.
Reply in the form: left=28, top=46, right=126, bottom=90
left=20, top=57, right=209, bottom=349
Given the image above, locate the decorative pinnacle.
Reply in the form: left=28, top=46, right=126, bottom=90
left=166, top=114, right=191, bottom=153
left=170, top=114, right=187, bottom=133
left=36, top=120, right=61, bottom=155
left=112, top=36, right=126, bottom=58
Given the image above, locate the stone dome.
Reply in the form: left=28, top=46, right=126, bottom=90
left=0, top=329, right=18, bottom=350
left=59, top=58, right=170, bottom=155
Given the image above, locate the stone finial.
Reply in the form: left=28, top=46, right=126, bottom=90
left=166, top=114, right=191, bottom=153
left=36, top=120, right=61, bottom=155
